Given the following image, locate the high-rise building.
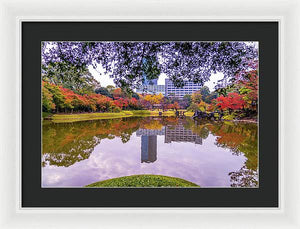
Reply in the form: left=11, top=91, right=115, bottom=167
left=136, top=84, right=165, bottom=95
left=136, top=74, right=165, bottom=95
left=142, top=71, right=158, bottom=86
left=165, top=78, right=202, bottom=98
left=143, top=78, right=158, bottom=86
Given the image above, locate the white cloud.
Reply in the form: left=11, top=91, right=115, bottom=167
left=204, top=72, right=224, bottom=92
left=157, top=73, right=167, bottom=85
left=88, top=65, right=115, bottom=87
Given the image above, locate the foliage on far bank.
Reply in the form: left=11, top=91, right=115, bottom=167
left=42, top=81, right=182, bottom=115
left=42, top=81, right=143, bottom=113
left=187, top=67, right=258, bottom=120
left=42, top=64, right=258, bottom=121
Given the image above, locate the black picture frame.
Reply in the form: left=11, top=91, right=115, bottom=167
left=22, top=22, right=278, bottom=207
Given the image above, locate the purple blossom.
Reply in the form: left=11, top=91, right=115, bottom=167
left=42, top=41, right=258, bottom=89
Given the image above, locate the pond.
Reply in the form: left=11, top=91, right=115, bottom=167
left=42, top=116, right=258, bottom=188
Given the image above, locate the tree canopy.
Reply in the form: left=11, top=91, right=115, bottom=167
left=42, top=61, right=100, bottom=95
left=42, top=41, right=258, bottom=90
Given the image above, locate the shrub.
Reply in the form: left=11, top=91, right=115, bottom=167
left=111, top=106, right=121, bottom=113
left=223, top=115, right=235, bottom=120
left=213, top=113, right=220, bottom=118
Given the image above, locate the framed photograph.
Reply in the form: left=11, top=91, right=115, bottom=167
left=22, top=21, right=277, bottom=207
left=1, top=0, right=299, bottom=228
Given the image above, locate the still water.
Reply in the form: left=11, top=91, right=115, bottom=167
left=42, top=116, right=258, bottom=188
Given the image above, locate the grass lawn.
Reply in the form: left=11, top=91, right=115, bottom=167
left=42, top=112, right=53, bottom=118
left=48, top=110, right=188, bottom=123
left=85, top=174, right=199, bottom=188
left=184, top=111, right=194, bottom=117
left=50, top=110, right=150, bottom=123
left=149, top=110, right=176, bottom=116
left=51, top=112, right=129, bottom=123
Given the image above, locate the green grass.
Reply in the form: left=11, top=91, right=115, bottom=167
left=184, top=111, right=194, bottom=117
left=222, top=114, right=235, bottom=120
left=42, top=112, right=52, bottom=118
left=48, top=110, right=184, bottom=123
left=85, top=174, right=199, bottom=188
left=122, top=110, right=151, bottom=116
left=149, top=110, right=176, bottom=116
left=51, top=112, right=130, bottom=123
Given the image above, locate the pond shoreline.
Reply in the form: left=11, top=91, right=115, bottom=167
left=233, top=118, right=258, bottom=123
left=43, top=110, right=194, bottom=123
left=44, top=111, right=257, bottom=124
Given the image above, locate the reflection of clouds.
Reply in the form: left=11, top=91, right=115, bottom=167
left=43, top=173, right=61, bottom=185
left=42, top=134, right=245, bottom=187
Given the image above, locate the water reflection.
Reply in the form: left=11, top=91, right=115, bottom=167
left=42, top=117, right=142, bottom=167
left=141, top=136, right=157, bottom=163
left=42, top=117, right=258, bottom=187
left=165, top=121, right=203, bottom=144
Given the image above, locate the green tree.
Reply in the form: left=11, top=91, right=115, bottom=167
left=132, top=92, right=140, bottom=100
left=199, top=86, right=210, bottom=103
left=206, top=91, right=218, bottom=103
left=181, top=94, right=192, bottom=108
left=43, top=83, right=66, bottom=112
left=95, top=87, right=113, bottom=98
left=187, top=103, right=199, bottom=112
left=42, top=62, right=100, bottom=95
left=106, top=85, right=115, bottom=93
left=42, top=83, right=55, bottom=112
left=191, top=91, right=202, bottom=104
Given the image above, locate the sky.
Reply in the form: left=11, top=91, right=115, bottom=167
left=88, top=64, right=224, bottom=92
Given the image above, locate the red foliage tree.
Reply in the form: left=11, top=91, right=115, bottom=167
left=88, top=94, right=113, bottom=111
left=113, top=97, right=129, bottom=109
left=173, top=102, right=180, bottom=111
left=214, top=92, right=245, bottom=111
left=112, top=88, right=123, bottom=98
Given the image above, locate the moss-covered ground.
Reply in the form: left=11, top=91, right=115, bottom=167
left=85, top=174, right=199, bottom=188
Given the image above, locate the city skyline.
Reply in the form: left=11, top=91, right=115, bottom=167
left=164, top=78, right=203, bottom=98
left=88, top=64, right=224, bottom=92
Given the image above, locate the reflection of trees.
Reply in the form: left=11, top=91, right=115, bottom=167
left=42, top=116, right=182, bottom=168
left=141, top=120, right=163, bottom=130
left=206, top=121, right=258, bottom=187
left=182, top=119, right=258, bottom=187
left=198, top=126, right=209, bottom=139
left=139, top=116, right=180, bottom=130
left=182, top=118, right=210, bottom=140
left=43, top=137, right=101, bottom=167
left=120, top=132, right=132, bottom=143
left=42, top=117, right=143, bottom=167
left=229, top=166, right=258, bottom=187
left=43, top=116, right=259, bottom=187
left=161, top=116, right=179, bottom=126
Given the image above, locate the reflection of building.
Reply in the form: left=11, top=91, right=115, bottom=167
left=141, top=135, right=157, bottom=163
left=137, top=120, right=203, bottom=163
left=164, top=123, right=203, bottom=145
left=136, top=127, right=165, bottom=136
left=165, top=78, right=202, bottom=98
